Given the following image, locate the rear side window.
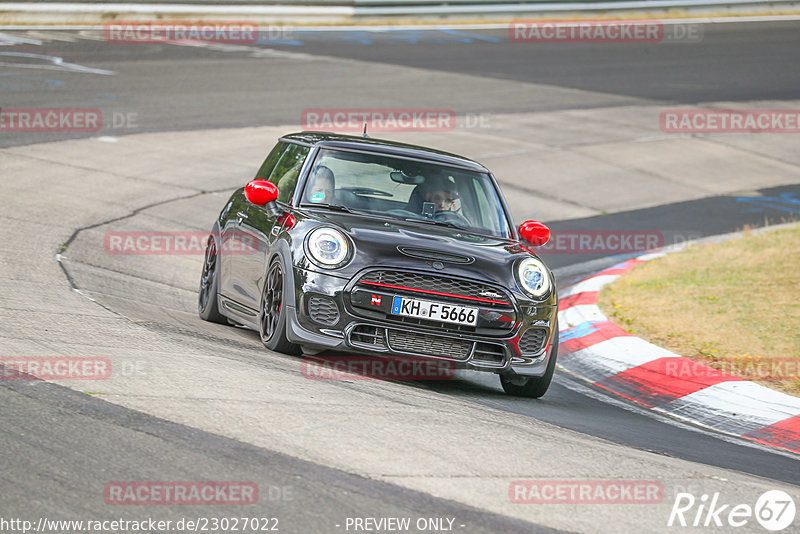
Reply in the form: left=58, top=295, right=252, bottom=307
left=268, top=143, right=311, bottom=204
left=254, top=141, right=286, bottom=181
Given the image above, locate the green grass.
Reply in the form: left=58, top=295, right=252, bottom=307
left=599, top=224, right=800, bottom=397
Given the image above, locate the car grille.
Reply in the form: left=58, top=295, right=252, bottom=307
left=308, top=297, right=340, bottom=326
left=350, top=324, right=387, bottom=349
left=387, top=329, right=472, bottom=360
left=357, top=270, right=511, bottom=305
left=519, top=327, right=547, bottom=354
left=347, top=324, right=508, bottom=367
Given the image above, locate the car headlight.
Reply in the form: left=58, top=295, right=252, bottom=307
left=306, top=227, right=350, bottom=268
left=516, top=257, right=551, bottom=299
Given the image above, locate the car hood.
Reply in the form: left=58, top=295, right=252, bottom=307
left=301, top=210, right=539, bottom=289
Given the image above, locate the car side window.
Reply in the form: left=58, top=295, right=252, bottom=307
left=268, top=143, right=311, bottom=204
left=254, top=141, right=287, bottom=181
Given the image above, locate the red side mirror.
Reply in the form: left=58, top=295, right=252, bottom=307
left=519, top=220, right=551, bottom=247
left=245, top=179, right=278, bottom=206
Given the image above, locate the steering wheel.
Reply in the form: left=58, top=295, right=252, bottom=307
left=344, top=187, right=393, bottom=198
left=434, top=210, right=470, bottom=226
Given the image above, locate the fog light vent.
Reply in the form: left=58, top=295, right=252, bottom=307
left=308, top=297, right=340, bottom=325
left=519, top=328, right=547, bottom=354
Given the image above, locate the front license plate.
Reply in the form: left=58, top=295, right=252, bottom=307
left=390, top=296, right=478, bottom=326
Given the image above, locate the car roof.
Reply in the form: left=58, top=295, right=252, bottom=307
left=281, top=131, right=489, bottom=173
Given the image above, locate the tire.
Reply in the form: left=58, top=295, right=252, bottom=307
left=198, top=234, right=227, bottom=324
left=500, top=324, right=559, bottom=398
left=258, top=258, right=301, bottom=355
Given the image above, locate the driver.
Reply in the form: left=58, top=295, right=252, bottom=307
left=305, top=165, right=335, bottom=204
left=424, top=177, right=459, bottom=212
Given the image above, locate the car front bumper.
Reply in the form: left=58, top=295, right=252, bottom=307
left=286, top=267, right=558, bottom=377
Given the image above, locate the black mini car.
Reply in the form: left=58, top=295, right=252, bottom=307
left=199, top=132, right=558, bottom=397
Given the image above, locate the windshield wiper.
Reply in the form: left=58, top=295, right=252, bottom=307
left=302, top=203, right=360, bottom=214
left=403, top=218, right=466, bottom=231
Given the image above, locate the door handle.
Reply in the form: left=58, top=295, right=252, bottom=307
left=236, top=211, right=249, bottom=219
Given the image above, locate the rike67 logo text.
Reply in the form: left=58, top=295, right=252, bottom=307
left=668, top=490, right=796, bottom=531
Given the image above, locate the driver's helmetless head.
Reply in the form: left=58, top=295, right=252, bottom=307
left=426, top=189, right=456, bottom=211
left=424, top=177, right=458, bottom=212
left=308, top=166, right=335, bottom=203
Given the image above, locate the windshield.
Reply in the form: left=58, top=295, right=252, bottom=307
left=299, top=148, right=512, bottom=239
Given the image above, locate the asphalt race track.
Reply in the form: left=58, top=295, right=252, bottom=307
left=3, top=20, right=800, bottom=148
left=2, top=20, right=800, bottom=534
